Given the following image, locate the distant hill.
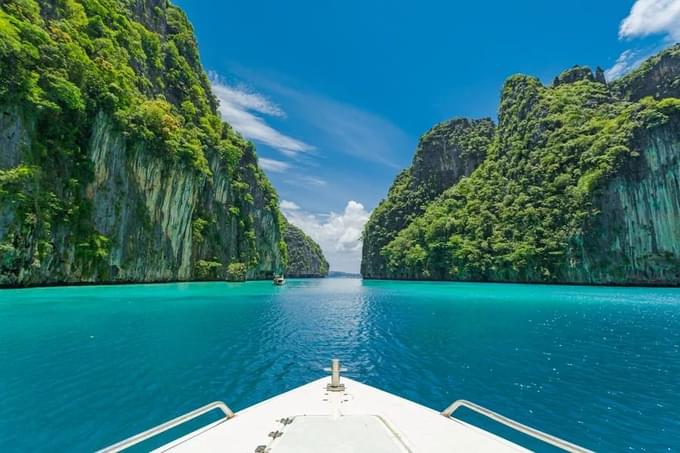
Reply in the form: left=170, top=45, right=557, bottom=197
left=329, top=271, right=361, bottom=279
left=283, top=221, right=329, bottom=278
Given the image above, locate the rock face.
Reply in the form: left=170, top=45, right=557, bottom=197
left=362, top=44, right=680, bottom=285
left=283, top=221, right=329, bottom=278
left=0, top=0, right=286, bottom=286
left=561, top=114, right=680, bottom=284
left=361, top=118, right=495, bottom=278
left=611, top=45, right=680, bottom=102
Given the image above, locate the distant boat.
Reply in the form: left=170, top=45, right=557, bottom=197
left=273, top=275, right=286, bottom=286
left=99, top=359, right=591, bottom=452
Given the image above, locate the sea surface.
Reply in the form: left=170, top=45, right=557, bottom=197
left=1, top=279, right=679, bottom=452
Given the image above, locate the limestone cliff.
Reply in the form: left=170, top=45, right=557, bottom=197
left=562, top=113, right=680, bottom=284
left=361, top=118, right=494, bottom=278
left=283, top=221, right=329, bottom=278
left=363, top=44, right=680, bottom=285
left=0, top=0, right=285, bottom=286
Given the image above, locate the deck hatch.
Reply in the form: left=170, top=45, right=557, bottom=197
left=267, top=415, right=411, bottom=453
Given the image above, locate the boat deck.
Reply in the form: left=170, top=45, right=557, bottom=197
left=155, top=377, right=528, bottom=452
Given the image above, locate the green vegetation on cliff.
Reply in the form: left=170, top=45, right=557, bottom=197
left=361, top=118, right=494, bottom=277
left=283, top=220, right=329, bottom=278
left=363, top=44, right=680, bottom=285
left=0, top=0, right=285, bottom=285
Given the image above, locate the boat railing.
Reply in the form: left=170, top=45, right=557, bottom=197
left=97, top=401, right=235, bottom=453
left=441, top=399, right=592, bottom=453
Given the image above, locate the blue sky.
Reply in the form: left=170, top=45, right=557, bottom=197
left=175, top=0, right=679, bottom=272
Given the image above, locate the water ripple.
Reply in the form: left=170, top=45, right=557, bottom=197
left=1, top=279, right=679, bottom=451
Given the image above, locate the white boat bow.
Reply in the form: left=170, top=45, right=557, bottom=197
left=100, top=359, right=591, bottom=452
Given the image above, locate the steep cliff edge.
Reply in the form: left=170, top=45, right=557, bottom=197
left=361, top=118, right=495, bottom=278
left=0, top=0, right=286, bottom=286
left=283, top=221, right=329, bottom=278
left=562, top=113, right=680, bottom=284
left=363, top=44, right=680, bottom=285
left=611, top=45, right=680, bottom=101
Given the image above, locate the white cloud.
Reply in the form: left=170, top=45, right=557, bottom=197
left=258, top=157, right=290, bottom=173
left=282, top=175, right=327, bottom=187
left=210, top=77, right=313, bottom=156
left=607, top=0, right=680, bottom=80
left=281, top=200, right=371, bottom=273
left=298, top=175, right=327, bottom=187
left=605, top=49, right=651, bottom=80
left=280, top=200, right=300, bottom=210
left=619, top=0, right=680, bottom=40
left=209, top=75, right=285, bottom=117
left=229, top=68, right=411, bottom=169
left=299, top=98, right=407, bottom=169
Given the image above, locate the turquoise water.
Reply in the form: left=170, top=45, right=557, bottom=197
left=1, top=279, right=679, bottom=452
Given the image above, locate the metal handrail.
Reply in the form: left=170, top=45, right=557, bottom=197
left=97, top=401, right=235, bottom=453
left=442, top=399, right=592, bottom=453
